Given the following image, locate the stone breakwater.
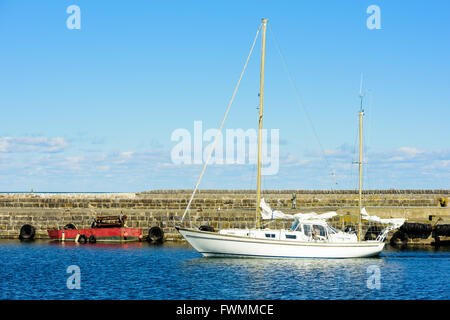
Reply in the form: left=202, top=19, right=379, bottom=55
left=0, top=190, right=448, bottom=241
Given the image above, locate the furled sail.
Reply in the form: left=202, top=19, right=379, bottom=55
left=260, top=198, right=405, bottom=229
left=260, top=198, right=337, bottom=221
left=360, top=207, right=405, bottom=228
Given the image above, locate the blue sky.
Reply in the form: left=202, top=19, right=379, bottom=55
left=0, top=0, right=449, bottom=191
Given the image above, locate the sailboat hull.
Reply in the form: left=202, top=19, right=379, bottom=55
left=177, top=227, right=385, bottom=259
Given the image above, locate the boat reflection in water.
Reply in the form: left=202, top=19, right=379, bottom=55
left=48, top=240, right=145, bottom=249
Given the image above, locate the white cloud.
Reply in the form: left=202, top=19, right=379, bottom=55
left=306, top=144, right=354, bottom=159
left=121, top=151, right=134, bottom=158
left=0, top=140, right=448, bottom=191
left=424, top=159, right=450, bottom=170
left=398, top=147, right=424, bottom=157
left=280, top=153, right=310, bottom=167
left=0, top=136, right=68, bottom=153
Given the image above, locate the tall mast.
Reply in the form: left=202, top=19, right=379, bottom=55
left=256, top=18, right=268, bottom=227
left=357, top=74, right=364, bottom=242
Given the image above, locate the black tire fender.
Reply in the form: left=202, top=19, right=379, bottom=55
left=78, top=234, right=88, bottom=244
left=390, top=230, right=408, bottom=246
left=19, top=224, right=36, bottom=241
left=147, top=226, right=164, bottom=243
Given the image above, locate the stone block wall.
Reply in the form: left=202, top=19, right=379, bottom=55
left=0, top=190, right=448, bottom=241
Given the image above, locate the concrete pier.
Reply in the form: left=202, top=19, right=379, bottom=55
left=0, top=190, right=448, bottom=241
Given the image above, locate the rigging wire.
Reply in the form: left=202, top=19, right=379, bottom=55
left=268, top=24, right=338, bottom=187
left=249, top=162, right=257, bottom=229
left=351, top=122, right=359, bottom=191
left=181, top=24, right=262, bottom=222
left=365, top=89, right=374, bottom=194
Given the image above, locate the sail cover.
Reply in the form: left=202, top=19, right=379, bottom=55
left=260, top=198, right=337, bottom=221
left=360, top=207, right=405, bottom=228
left=260, top=198, right=405, bottom=228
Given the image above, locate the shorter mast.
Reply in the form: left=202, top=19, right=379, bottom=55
left=256, top=18, right=268, bottom=228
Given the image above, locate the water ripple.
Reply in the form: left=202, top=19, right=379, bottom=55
left=0, top=240, right=448, bottom=300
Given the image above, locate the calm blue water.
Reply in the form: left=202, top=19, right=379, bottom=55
left=0, top=240, right=448, bottom=300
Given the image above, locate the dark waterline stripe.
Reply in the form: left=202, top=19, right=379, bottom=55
left=199, top=251, right=350, bottom=259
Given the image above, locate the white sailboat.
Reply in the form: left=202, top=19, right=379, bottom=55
left=176, top=19, right=404, bottom=258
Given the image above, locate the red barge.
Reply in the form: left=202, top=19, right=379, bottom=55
left=47, top=214, right=143, bottom=243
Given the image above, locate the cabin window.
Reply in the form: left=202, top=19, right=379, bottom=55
left=265, top=233, right=275, bottom=238
left=285, top=234, right=297, bottom=239
left=313, top=225, right=326, bottom=237
left=303, top=225, right=312, bottom=236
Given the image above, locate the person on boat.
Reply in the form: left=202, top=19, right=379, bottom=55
left=312, top=226, right=326, bottom=241
left=291, top=193, right=297, bottom=209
